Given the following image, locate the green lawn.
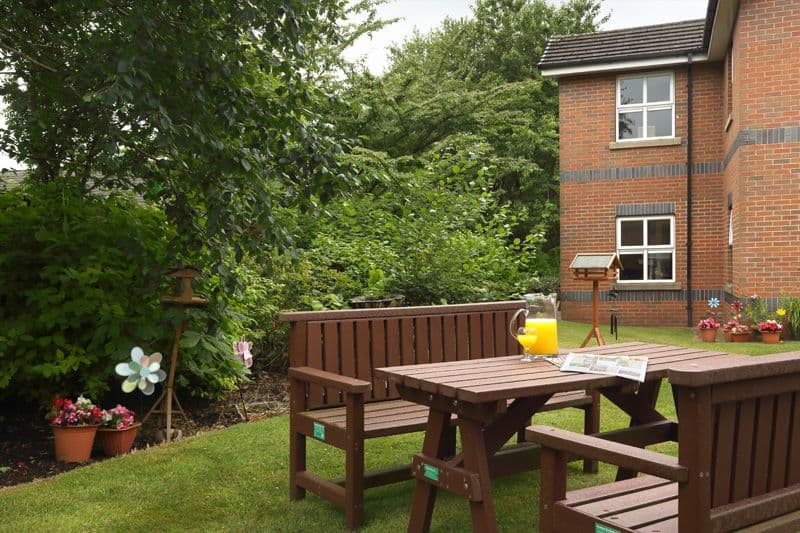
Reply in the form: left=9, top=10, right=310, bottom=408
left=1, top=323, right=798, bottom=532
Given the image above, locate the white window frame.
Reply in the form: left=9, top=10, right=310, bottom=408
left=616, top=215, right=676, bottom=283
left=616, top=71, right=675, bottom=142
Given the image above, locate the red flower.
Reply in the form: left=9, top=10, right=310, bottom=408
left=54, top=398, right=65, bottom=409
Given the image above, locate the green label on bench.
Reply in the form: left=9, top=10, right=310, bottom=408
left=313, top=422, right=325, bottom=441
left=423, top=464, right=439, bottom=482
left=595, top=524, right=620, bottom=533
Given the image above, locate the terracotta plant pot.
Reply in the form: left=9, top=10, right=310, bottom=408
left=96, top=423, right=141, bottom=457
left=699, top=328, right=718, bottom=342
left=723, top=330, right=733, bottom=342
left=52, top=424, right=98, bottom=462
left=730, top=332, right=751, bottom=343
left=761, top=331, right=781, bottom=344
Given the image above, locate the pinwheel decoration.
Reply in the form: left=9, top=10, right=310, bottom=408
left=115, top=347, right=167, bottom=395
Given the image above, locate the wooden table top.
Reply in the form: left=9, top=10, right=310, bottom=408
left=374, top=342, right=735, bottom=404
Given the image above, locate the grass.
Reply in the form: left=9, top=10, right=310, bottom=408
left=1, top=322, right=798, bottom=532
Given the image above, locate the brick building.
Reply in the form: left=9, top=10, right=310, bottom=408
left=540, top=0, right=800, bottom=326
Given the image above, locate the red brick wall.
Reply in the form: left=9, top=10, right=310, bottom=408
left=725, top=0, right=800, bottom=298
left=559, top=64, right=725, bottom=326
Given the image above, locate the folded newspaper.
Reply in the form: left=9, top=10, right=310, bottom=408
left=558, top=353, right=648, bottom=382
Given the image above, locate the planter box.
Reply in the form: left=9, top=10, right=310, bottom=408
left=96, top=423, right=141, bottom=457
left=52, top=424, right=98, bottom=462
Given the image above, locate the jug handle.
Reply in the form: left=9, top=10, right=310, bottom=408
left=509, top=308, right=528, bottom=339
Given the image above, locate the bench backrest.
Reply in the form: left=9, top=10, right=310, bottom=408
left=281, top=301, right=525, bottom=409
left=669, top=352, right=800, bottom=531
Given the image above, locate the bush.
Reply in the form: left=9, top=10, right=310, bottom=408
left=0, top=183, right=172, bottom=403
left=0, top=183, right=249, bottom=404
left=298, top=140, right=540, bottom=307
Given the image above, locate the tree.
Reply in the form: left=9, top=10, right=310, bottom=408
left=335, top=0, right=605, bottom=275
left=0, top=1, right=354, bottom=261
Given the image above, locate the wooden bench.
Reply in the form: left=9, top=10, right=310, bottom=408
left=283, top=301, right=600, bottom=529
left=527, top=351, right=800, bottom=533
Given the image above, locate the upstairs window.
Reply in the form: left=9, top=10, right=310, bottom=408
left=617, top=216, right=675, bottom=282
left=616, top=73, right=674, bottom=141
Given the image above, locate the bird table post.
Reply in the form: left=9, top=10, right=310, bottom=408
left=148, top=266, right=208, bottom=442
left=568, top=253, right=622, bottom=348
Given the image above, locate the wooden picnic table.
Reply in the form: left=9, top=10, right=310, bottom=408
left=374, top=341, right=730, bottom=532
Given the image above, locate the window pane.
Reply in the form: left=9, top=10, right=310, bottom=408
left=647, top=75, right=671, bottom=102
left=619, top=78, right=643, bottom=105
left=648, top=253, right=673, bottom=280
left=649, top=108, right=673, bottom=137
left=619, top=254, right=644, bottom=280
left=647, top=218, right=671, bottom=245
left=618, top=111, right=643, bottom=140
left=620, top=220, right=644, bottom=246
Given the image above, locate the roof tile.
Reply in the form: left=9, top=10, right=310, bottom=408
left=539, top=19, right=706, bottom=69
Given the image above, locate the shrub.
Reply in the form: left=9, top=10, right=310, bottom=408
left=0, top=183, right=173, bottom=403
left=0, top=183, right=247, bottom=403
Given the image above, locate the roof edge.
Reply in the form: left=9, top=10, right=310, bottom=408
left=541, top=54, right=709, bottom=78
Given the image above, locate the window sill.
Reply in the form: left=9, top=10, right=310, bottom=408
left=611, top=282, right=682, bottom=291
left=608, top=137, right=682, bottom=150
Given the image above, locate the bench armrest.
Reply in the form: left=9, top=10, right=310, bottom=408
left=289, top=366, right=371, bottom=394
left=527, top=425, right=688, bottom=482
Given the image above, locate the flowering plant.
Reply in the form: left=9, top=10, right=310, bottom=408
left=759, top=319, right=783, bottom=333
left=724, top=320, right=750, bottom=334
left=49, top=396, right=103, bottom=427
left=697, top=318, right=720, bottom=330
left=101, top=404, right=136, bottom=430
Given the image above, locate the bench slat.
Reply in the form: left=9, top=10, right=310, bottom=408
left=788, top=391, right=800, bottom=485
left=324, top=321, right=341, bottom=404
left=752, top=395, right=775, bottom=497
left=456, top=314, right=469, bottom=360
left=770, top=392, right=793, bottom=491
left=307, top=322, right=325, bottom=407
left=443, top=315, right=457, bottom=362
left=732, top=398, right=756, bottom=501
left=712, top=401, right=737, bottom=506
left=386, top=319, right=401, bottom=397
left=371, top=319, right=387, bottom=401
left=400, top=318, right=414, bottom=366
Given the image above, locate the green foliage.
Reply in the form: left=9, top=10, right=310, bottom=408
left=0, top=184, right=249, bottom=403
left=335, top=0, right=605, bottom=262
left=779, top=294, right=800, bottom=337
left=0, top=184, right=169, bottom=402
left=744, top=296, right=769, bottom=326
left=301, top=139, right=537, bottom=306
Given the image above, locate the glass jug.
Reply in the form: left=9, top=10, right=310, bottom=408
left=509, top=293, right=559, bottom=362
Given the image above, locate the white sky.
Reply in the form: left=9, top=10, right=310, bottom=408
left=0, top=0, right=708, bottom=171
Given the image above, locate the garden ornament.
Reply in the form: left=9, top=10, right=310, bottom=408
left=115, top=346, right=167, bottom=395
left=234, top=336, right=253, bottom=368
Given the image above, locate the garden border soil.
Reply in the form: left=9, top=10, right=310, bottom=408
left=0, top=371, right=288, bottom=488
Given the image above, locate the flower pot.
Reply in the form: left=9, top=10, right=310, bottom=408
left=699, top=328, right=718, bottom=342
left=52, top=424, right=98, bottom=462
left=723, top=330, right=733, bottom=342
left=761, top=331, right=781, bottom=344
left=730, top=332, right=751, bottom=343
left=96, top=423, right=141, bottom=457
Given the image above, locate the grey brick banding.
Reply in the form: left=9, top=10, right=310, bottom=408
left=724, top=125, right=800, bottom=168
left=562, top=289, right=724, bottom=303
left=561, top=124, right=799, bottom=184
left=561, top=161, right=718, bottom=183
left=616, top=202, right=675, bottom=216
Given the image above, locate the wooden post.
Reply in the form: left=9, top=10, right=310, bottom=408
left=580, top=280, right=606, bottom=347
left=165, top=321, right=185, bottom=443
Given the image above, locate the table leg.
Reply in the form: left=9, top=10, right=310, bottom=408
left=604, top=380, right=664, bottom=481
left=460, top=418, right=498, bottom=533
left=408, top=408, right=452, bottom=533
